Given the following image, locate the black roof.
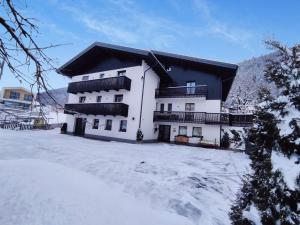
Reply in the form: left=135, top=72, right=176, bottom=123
left=57, top=42, right=170, bottom=80
left=151, top=50, right=238, bottom=71
left=57, top=42, right=238, bottom=77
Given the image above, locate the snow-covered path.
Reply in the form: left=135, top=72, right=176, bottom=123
left=0, top=129, right=250, bottom=225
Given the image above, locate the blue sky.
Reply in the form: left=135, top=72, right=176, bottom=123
left=1, top=0, right=300, bottom=89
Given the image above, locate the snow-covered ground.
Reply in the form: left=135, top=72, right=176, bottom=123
left=0, top=129, right=250, bottom=225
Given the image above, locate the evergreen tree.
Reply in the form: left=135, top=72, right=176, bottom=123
left=230, top=41, right=300, bottom=225
left=221, top=131, right=230, bottom=148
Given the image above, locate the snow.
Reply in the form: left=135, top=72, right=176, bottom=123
left=0, top=159, right=190, bottom=225
left=242, top=204, right=262, bottom=225
left=272, top=152, right=300, bottom=190
left=0, top=129, right=250, bottom=225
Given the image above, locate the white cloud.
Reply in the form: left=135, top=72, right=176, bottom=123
left=58, top=0, right=186, bottom=50
left=193, top=0, right=255, bottom=48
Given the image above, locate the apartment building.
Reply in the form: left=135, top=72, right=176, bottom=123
left=0, top=87, right=33, bottom=110
left=57, top=42, right=242, bottom=146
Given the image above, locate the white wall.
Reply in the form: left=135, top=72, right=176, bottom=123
left=66, top=63, right=159, bottom=141
left=155, top=98, right=221, bottom=113
left=139, top=61, right=160, bottom=141
left=154, top=122, right=221, bottom=145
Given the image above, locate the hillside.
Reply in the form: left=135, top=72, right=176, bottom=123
left=38, top=87, right=68, bottom=107
left=226, top=53, right=278, bottom=105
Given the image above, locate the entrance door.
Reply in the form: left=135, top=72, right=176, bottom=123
left=74, top=118, right=86, bottom=136
left=158, top=125, right=171, bottom=142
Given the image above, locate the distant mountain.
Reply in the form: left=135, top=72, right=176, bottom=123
left=226, top=53, right=278, bottom=105
left=38, top=87, right=68, bottom=107
left=39, top=53, right=278, bottom=107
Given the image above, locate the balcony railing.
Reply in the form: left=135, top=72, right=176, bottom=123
left=229, top=114, right=253, bottom=126
left=64, top=103, right=129, bottom=117
left=153, top=111, right=253, bottom=126
left=67, top=76, right=131, bottom=94
left=155, top=85, right=208, bottom=98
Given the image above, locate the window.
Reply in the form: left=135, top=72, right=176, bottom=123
left=9, top=91, right=20, bottom=100
left=185, top=103, right=195, bottom=111
left=24, top=94, right=33, bottom=101
left=160, top=103, right=164, bottom=113
left=186, top=81, right=196, bottom=94
left=79, top=96, right=86, bottom=103
left=99, top=73, right=105, bottom=79
left=93, top=119, right=99, bottom=129
left=119, top=120, right=127, bottom=132
left=105, top=119, right=112, bottom=130
left=82, top=75, right=89, bottom=81
left=117, top=70, right=126, bottom=77
left=179, top=126, right=187, bottom=136
left=192, top=127, right=202, bottom=137
left=114, top=95, right=123, bottom=103
left=167, top=103, right=172, bottom=112
left=96, top=96, right=102, bottom=103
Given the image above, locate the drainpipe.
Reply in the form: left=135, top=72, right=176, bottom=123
left=138, top=60, right=158, bottom=129
left=220, top=76, right=234, bottom=147
left=219, top=79, right=223, bottom=148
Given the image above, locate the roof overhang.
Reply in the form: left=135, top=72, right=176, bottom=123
left=56, top=42, right=170, bottom=81
left=152, top=50, right=238, bottom=78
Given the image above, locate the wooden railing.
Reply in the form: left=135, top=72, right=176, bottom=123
left=64, top=103, right=129, bottom=117
left=153, top=111, right=253, bottom=126
left=155, top=85, right=208, bottom=98
left=67, top=76, right=131, bottom=94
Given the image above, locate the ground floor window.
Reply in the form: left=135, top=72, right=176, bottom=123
left=96, top=96, right=102, bottom=103
left=79, top=96, right=86, bottom=103
left=119, top=120, right=127, bottom=132
left=192, top=127, right=202, bottom=137
left=178, top=126, right=187, bottom=136
left=114, top=94, right=123, bottom=103
left=93, top=119, right=99, bottom=129
left=105, top=119, right=112, bottom=130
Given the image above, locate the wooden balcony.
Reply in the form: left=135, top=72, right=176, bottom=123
left=155, top=85, right=208, bottom=98
left=64, top=103, right=129, bottom=117
left=67, top=76, right=131, bottom=94
left=153, top=111, right=253, bottom=126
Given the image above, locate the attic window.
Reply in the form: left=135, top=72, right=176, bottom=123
left=117, top=70, right=126, bottom=77
left=82, top=75, right=89, bottom=81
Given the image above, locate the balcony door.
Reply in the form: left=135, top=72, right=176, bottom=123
left=74, top=118, right=86, bottom=136
left=186, top=81, right=196, bottom=95
left=185, top=103, right=195, bottom=122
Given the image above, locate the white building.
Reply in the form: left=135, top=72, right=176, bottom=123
left=57, top=42, right=249, bottom=147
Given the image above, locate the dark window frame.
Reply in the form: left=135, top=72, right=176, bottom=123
left=179, top=126, right=187, bottom=136
left=96, top=96, right=102, bottom=103
left=105, top=119, right=112, bottom=131
left=114, top=94, right=123, bottom=103
left=93, top=119, right=99, bottom=129
left=192, top=127, right=202, bottom=137
left=185, top=103, right=195, bottom=112
left=160, top=103, right=164, bottom=113
left=167, top=103, right=172, bottom=112
left=117, top=70, right=126, bottom=77
left=79, top=96, right=86, bottom=103
left=119, top=120, right=127, bottom=132
left=82, top=75, right=89, bottom=81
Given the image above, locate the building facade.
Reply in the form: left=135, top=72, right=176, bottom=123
left=0, top=87, right=33, bottom=110
left=58, top=42, right=246, bottom=146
